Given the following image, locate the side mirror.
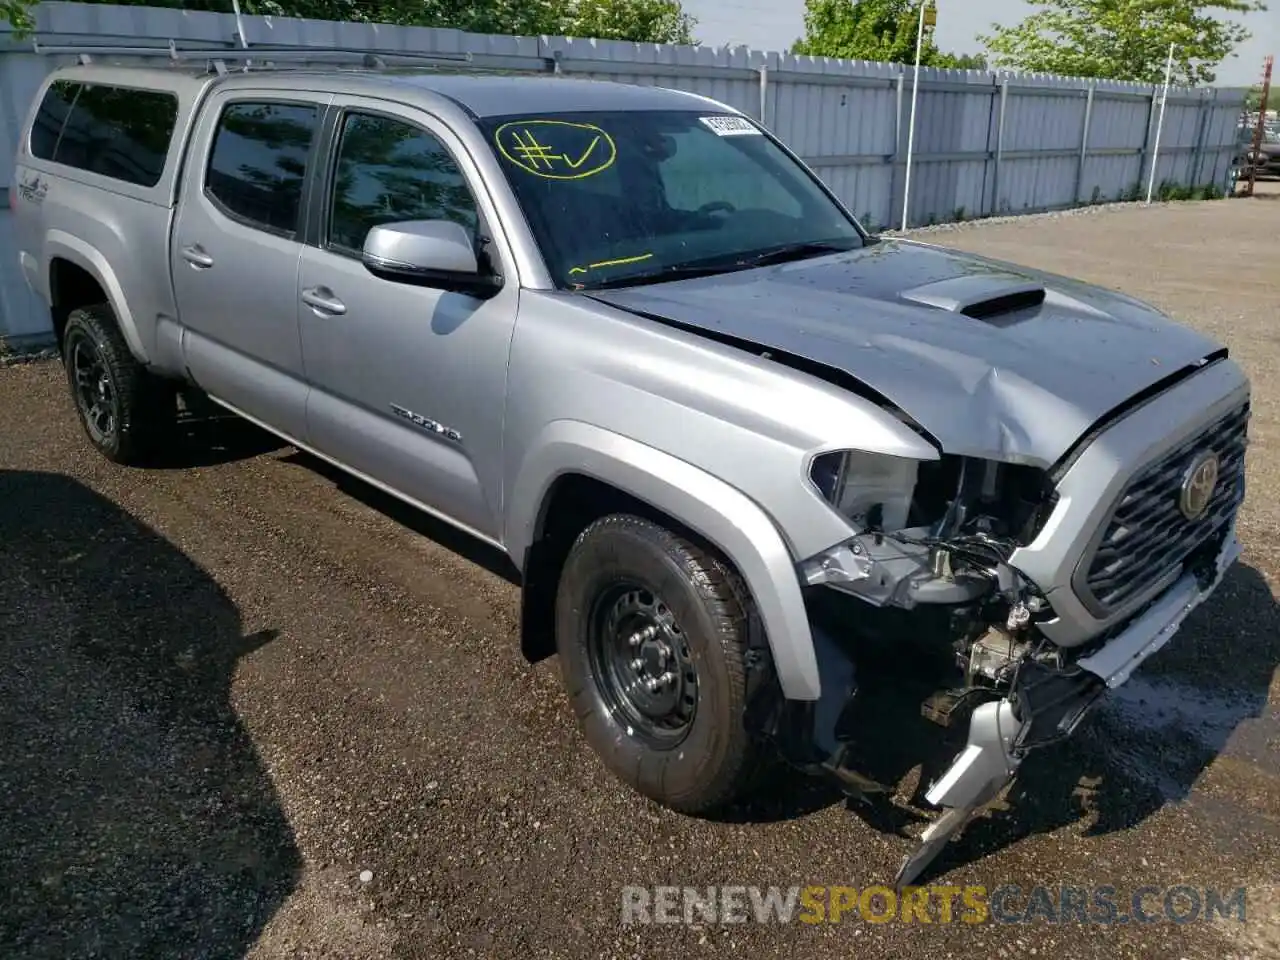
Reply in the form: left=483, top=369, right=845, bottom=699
left=361, top=220, right=501, bottom=297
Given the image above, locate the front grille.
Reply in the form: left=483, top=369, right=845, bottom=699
left=1081, top=402, right=1249, bottom=612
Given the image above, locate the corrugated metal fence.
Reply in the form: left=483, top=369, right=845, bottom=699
left=0, top=2, right=1250, bottom=341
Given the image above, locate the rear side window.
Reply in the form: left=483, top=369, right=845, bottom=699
left=28, top=80, right=78, bottom=161
left=205, top=101, right=319, bottom=238
left=29, top=80, right=178, bottom=188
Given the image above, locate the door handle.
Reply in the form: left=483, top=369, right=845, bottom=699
left=180, top=244, right=214, bottom=269
left=301, top=286, right=347, bottom=316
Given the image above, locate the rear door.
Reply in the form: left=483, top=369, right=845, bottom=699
left=171, top=87, right=331, bottom=439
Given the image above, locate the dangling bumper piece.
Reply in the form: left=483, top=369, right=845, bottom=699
left=893, top=525, right=1242, bottom=887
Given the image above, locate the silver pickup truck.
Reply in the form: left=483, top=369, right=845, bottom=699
left=11, top=53, right=1249, bottom=885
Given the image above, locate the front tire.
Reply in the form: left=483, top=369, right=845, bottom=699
left=555, top=514, right=765, bottom=814
left=62, top=305, right=175, bottom=465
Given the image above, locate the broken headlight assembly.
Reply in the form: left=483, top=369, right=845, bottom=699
left=803, top=449, right=1056, bottom=610
left=809, top=449, right=920, bottom=532
left=809, top=449, right=1054, bottom=544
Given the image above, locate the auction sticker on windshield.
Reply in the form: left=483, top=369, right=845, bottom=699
left=699, top=115, right=761, bottom=136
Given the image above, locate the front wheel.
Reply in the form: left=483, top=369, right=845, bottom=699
left=555, top=514, right=766, bottom=814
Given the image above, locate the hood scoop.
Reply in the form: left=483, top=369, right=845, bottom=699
left=898, top=274, right=1046, bottom=322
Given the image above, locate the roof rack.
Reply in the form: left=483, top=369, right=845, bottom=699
left=30, top=37, right=486, bottom=73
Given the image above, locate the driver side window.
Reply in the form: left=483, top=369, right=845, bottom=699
left=327, top=112, right=479, bottom=254
left=657, top=128, right=803, bottom=218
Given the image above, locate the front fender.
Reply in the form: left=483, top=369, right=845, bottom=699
left=507, top=420, right=820, bottom=701
left=44, top=230, right=149, bottom=363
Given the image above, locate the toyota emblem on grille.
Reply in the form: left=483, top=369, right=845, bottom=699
left=1179, top=451, right=1220, bottom=520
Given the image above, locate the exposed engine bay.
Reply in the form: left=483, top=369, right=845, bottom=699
left=801, top=451, right=1054, bottom=607
left=799, top=452, right=1069, bottom=734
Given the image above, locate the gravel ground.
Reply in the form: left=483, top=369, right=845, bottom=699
left=2, top=187, right=1279, bottom=959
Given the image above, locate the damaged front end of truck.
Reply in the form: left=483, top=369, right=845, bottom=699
left=588, top=241, right=1251, bottom=885
left=761, top=399, right=1248, bottom=888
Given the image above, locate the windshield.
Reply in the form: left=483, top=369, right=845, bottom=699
left=477, top=110, right=866, bottom=290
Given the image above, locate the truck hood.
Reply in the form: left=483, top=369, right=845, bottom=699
left=588, top=238, right=1223, bottom=467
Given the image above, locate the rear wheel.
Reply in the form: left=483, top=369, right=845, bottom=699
left=555, top=514, right=766, bottom=814
left=62, top=305, right=176, bottom=465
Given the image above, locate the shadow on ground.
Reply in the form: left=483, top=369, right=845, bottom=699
left=280, top=449, right=521, bottom=584
left=0, top=470, right=301, bottom=958
left=143, top=391, right=287, bottom=470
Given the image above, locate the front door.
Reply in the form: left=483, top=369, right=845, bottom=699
left=298, top=99, right=520, bottom=543
left=171, top=90, right=330, bottom=440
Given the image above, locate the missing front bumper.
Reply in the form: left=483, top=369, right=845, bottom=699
left=894, top=527, right=1242, bottom=888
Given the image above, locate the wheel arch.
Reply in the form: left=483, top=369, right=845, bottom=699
left=45, top=231, right=148, bottom=362
left=507, top=421, right=821, bottom=701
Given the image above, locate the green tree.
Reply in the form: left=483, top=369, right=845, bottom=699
left=563, top=0, right=695, bottom=43
left=792, top=0, right=988, bottom=69
left=1, top=0, right=697, bottom=43
left=980, top=0, right=1266, bottom=86
left=2, top=0, right=34, bottom=33
left=1244, top=84, right=1273, bottom=112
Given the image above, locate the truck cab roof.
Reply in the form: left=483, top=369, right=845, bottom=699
left=38, top=62, right=729, bottom=119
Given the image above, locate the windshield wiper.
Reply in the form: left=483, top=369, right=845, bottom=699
left=742, top=239, right=861, bottom=267
left=580, top=239, right=861, bottom=291
left=586, top=262, right=752, bottom=290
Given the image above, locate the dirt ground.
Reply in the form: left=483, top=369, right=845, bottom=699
left=2, top=186, right=1279, bottom=959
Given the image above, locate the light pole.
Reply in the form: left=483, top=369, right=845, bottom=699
left=1145, top=42, right=1176, bottom=205
left=231, top=0, right=249, bottom=49
left=901, top=1, right=935, bottom=230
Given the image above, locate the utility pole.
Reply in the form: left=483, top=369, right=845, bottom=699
left=901, top=1, right=936, bottom=230
left=1242, top=55, right=1273, bottom=198
left=1145, top=43, right=1176, bottom=205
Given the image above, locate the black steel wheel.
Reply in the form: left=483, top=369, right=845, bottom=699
left=588, top=583, right=699, bottom=748
left=555, top=513, right=767, bottom=814
left=61, top=305, right=176, bottom=465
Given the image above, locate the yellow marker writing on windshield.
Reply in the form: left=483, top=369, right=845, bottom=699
left=561, top=135, right=601, bottom=169
left=495, top=120, right=618, bottom=180
left=568, top=253, right=654, bottom=276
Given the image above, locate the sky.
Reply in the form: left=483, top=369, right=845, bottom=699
left=679, top=0, right=1277, bottom=87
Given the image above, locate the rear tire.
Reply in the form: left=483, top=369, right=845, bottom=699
left=62, top=304, right=176, bottom=465
left=555, top=513, right=765, bottom=814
